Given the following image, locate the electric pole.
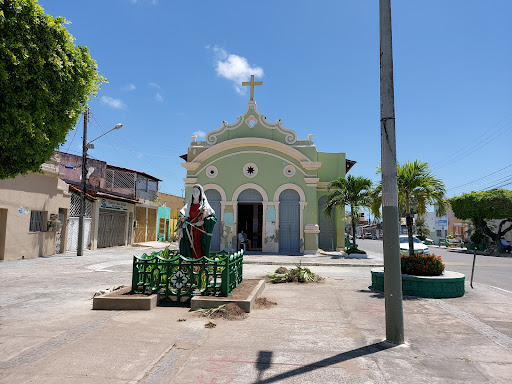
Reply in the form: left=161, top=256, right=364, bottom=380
left=380, top=0, right=404, bottom=344
left=77, top=108, right=88, bottom=256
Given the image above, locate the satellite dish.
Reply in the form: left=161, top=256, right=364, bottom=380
left=86, top=167, right=95, bottom=180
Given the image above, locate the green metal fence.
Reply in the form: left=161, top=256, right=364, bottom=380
left=131, top=248, right=244, bottom=306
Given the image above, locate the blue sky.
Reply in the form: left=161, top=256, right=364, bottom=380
left=39, top=0, right=512, bottom=199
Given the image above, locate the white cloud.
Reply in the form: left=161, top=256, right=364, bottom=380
left=122, top=83, right=136, bottom=91
left=155, top=92, right=163, bottom=102
left=101, top=96, right=126, bottom=109
left=149, top=82, right=161, bottom=90
left=209, top=46, right=264, bottom=95
left=193, top=130, right=206, bottom=139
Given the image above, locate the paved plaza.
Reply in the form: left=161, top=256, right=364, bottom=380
left=0, top=244, right=511, bottom=383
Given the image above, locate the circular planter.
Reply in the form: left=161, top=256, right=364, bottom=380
left=371, top=267, right=465, bottom=298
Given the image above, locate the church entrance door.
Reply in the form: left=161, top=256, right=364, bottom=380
left=237, top=204, right=263, bottom=251
left=237, top=188, right=264, bottom=251
left=279, top=189, right=300, bottom=253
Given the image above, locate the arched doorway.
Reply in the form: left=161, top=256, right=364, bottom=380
left=279, top=189, right=300, bottom=253
left=318, top=195, right=336, bottom=251
left=204, top=189, right=222, bottom=252
left=237, top=189, right=263, bottom=251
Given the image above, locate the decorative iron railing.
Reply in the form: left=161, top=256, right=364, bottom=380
left=131, top=248, right=244, bottom=305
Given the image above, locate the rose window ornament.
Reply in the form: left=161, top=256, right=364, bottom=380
left=283, top=165, right=296, bottom=177
left=243, top=163, right=258, bottom=178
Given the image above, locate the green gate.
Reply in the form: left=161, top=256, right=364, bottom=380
left=131, top=248, right=243, bottom=306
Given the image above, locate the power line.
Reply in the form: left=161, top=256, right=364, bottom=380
left=431, top=113, right=512, bottom=170
left=447, top=163, right=512, bottom=191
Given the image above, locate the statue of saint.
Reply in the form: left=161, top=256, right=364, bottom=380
left=176, top=184, right=216, bottom=258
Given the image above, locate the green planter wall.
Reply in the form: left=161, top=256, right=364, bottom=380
left=371, top=268, right=465, bottom=298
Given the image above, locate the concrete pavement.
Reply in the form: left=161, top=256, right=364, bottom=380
left=0, top=244, right=511, bottom=383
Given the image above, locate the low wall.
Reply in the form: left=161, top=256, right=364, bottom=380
left=371, top=267, right=465, bottom=298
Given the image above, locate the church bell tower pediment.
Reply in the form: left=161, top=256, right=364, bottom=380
left=205, top=100, right=298, bottom=146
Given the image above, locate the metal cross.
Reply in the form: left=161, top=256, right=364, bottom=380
left=242, top=75, right=263, bottom=101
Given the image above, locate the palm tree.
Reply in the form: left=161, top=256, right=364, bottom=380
left=371, top=160, right=446, bottom=255
left=324, top=175, right=373, bottom=249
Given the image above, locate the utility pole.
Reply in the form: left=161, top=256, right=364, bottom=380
left=77, top=108, right=88, bottom=256
left=380, top=0, right=404, bottom=344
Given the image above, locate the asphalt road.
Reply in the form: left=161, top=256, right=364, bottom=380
left=355, top=238, right=512, bottom=292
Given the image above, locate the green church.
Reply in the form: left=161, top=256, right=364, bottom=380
left=180, top=77, right=355, bottom=254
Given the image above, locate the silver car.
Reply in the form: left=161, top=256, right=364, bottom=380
left=399, top=235, right=429, bottom=254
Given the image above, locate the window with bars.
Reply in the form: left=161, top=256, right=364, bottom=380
left=70, top=194, right=92, bottom=218
left=106, top=169, right=135, bottom=189
left=29, top=210, right=46, bottom=232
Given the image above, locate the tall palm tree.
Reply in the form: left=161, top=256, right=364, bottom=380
left=324, top=175, right=373, bottom=249
left=371, top=160, right=446, bottom=255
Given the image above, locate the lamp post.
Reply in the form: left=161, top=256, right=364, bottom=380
left=77, top=108, right=122, bottom=256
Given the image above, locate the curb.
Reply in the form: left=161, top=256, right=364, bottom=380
left=243, top=260, right=383, bottom=268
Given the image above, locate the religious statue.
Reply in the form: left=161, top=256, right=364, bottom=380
left=176, top=184, right=217, bottom=259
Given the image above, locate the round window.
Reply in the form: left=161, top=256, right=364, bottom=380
left=206, top=165, right=218, bottom=178
left=283, top=165, right=296, bottom=177
left=243, top=163, right=258, bottom=178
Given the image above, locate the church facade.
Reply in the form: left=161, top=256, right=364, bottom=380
left=180, top=85, right=354, bottom=254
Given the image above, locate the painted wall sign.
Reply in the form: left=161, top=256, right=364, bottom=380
left=101, top=198, right=128, bottom=211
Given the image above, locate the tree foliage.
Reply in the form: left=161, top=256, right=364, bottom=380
left=0, top=0, right=104, bottom=179
left=449, top=189, right=512, bottom=242
left=324, top=175, right=373, bottom=249
left=371, top=160, right=446, bottom=255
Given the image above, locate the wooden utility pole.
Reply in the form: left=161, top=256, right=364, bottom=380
left=77, top=108, right=88, bottom=256
left=380, top=0, right=404, bottom=344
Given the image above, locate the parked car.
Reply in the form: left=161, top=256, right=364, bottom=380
left=364, top=233, right=373, bottom=239
left=399, top=235, right=429, bottom=254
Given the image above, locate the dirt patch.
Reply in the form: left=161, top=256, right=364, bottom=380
left=195, top=303, right=247, bottom=320
left=255, top=297, right=277, bottom=309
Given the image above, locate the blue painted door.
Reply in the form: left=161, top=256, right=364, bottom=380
left=318, top=196, right=336, bottom=251
left=205, top=189, right=221, bottom=252
left=279, top=190, right=300, bottom=253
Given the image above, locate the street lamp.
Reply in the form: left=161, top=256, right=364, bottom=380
left=77, top=108, right=122, bottom=256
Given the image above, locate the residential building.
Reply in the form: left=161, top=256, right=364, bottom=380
left=0, top=160, right=70, bottom=261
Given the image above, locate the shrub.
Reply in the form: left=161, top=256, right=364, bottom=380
left=343, top=247, right=367, bottom=254
left=401, top=253, right=445, bottom=276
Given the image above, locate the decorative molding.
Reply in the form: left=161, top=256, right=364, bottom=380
left=202, top=184, right=227, bottom=202
left=273, top=184, right=306, bottom=203
left=205, top=103, right=298, bottom=145
left=193, top=150, right=308, bottom=177
left=304, top=224, right=320, bottom=234
left=304, top=177, right=319, bottom=185
left=181, top=162, right=200, bottom=171
left=194, top=138, right=312, bottom=165
left=300, top=161, right=322, bottom=170
left=317, top=182, right=329, bottom=190
left=232, top=183, right=268, bottom=202
left=183, top=178, right=197, bottom=184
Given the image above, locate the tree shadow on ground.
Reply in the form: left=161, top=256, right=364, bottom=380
left=253, top=341, right=395, bottom=383
left=360, top=288, right=426, bottom=301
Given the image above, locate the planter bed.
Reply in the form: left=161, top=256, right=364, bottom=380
left=371, top=267, right=465, bottom=298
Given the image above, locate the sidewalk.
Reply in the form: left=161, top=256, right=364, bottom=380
left=0, top=246, right=510, bottom=383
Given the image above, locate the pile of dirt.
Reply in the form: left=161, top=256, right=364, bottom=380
left=195, top=303, right=247, bottom=320
left=255, top=297, right=277, bottom=309
left=275, top=267, right=289, bottom=274
left=268, top=264, right=323, bottom=283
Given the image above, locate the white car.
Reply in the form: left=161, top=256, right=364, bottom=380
left=399, top=235, right=429, bottom=254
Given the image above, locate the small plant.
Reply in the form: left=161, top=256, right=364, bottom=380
left=401, top=253, right=445, bottom=276
left=343, top=247, right=367, bottom=255
left=267, top=263, right=323, bottom=283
